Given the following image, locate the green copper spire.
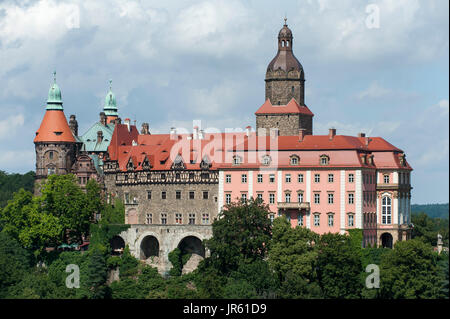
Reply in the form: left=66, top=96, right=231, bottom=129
left=103, top=79, right=118, bottom=117
left=46, top=71, right=63, bottom=110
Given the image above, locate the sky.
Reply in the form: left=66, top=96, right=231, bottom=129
left=0, top=0, right=448, bottom=204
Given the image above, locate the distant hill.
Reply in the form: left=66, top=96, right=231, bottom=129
left=412, top=203, right=449, bottom=220
left=0, top=170, right=35, bottom=208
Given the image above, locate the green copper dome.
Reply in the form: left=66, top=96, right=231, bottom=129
left=103, top=80, right=118, bottom=117
left=46, top=71, right=63, bottom=110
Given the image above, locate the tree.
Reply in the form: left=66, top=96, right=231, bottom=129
left=380, top=239, right=441, bottom=299
left=0, top=170, right=35, bottom=208
left=316, top=233, right=363, bottom=299
left=205, top=198, right=272, bottom=273
left=268, top=218, right=321, bottom=298
left=0, top=232, right=33, bottom=298
left=85, top=247, right=109, bottom=299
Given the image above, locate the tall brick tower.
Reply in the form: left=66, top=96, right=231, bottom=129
left=256, top=20, right=313, bottom=136
left=34, top=72, right=77, bottom=193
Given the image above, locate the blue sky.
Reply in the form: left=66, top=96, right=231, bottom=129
left=0, top=0, right=448, bottom=204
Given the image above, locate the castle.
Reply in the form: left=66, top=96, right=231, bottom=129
left=34, top=21, right=413, bottom=274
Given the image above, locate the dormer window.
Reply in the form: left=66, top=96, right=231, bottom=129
left=290, top=155, right=299, bottom=165
left=233, top=155, right=242, bottom=166
left=262, top=155, right=271, bottom=166
left=320, top=155, right=330, bottom=166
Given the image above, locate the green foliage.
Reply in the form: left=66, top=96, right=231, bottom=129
left=0, top=170, right=35, bottom=209
left=85, top=247, right=109, bottom=299
left=380, top=239, right=441, bottom=299
left=168, top=248, right=191, bottom=276
left=0, top=232, right=33, bottom=298
left=206, top=198, right=272, bottom=273
left=0, top=175, right=108, bottom=258
left=119, top=246, right=139, bottom=279
left=268, top=218, right=321, bottom=298
left=412, top=212, right=449, bottom=246
left=412, top=203, right=449, bottom=219
left=436, top=253, right=449, bottom=298
left=316, top=233, right=363, bottom=299
left=100, top=198, right=125, bottom=225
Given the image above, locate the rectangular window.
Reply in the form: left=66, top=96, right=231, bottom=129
left=241, top=193, right=247, bottom=201
left=298, top=214, right=303, bottom=226
left=176, top=190, right=181, bottom=199
left=175, top=213, right=182, bottom=224
left=285, top=193, right=291, bottom=203
left=189, top=213, right=195, bottom=225
left=225, top=193, right=231, bottom=204
left=242, top=174, right=247, bottom=183
left=270, top=214, right=275, bottom=224
left=124, top=192, right=130, bottom=204
left=269, top=193, right=275, bottom=204
left=49, top=151, right=54, bottom=160
left=146, top=213, right=152, bottom=224
left=348, top=214, right=354, bottom=227
left=189, top=191, right=195, bottom=199
left=384, top=175, right=390, bottom=184
left=202, top=213, right=209, bottom=224
left=147, top=190, right=152, bottom=200
left=348, top=193, right=354, bottom=204
left=328, top=193, right=334, bottom=204
left=298, top=174, right=304, bottom=183
left=298, top=193, right=303, bottom=203
left=161, top=191, right=167, bottom=200
left=226, top=174, right=231, bottom=183
left=314, top=193, right=320, bottom=204
left=314, top=174, right=320, bottom=183
left=328, top=174, right=334, bottom=183
left=328, top=214, right=334, bottom=227
left=314, top=214, right=320, bottom=226
left=203, top=191, right=209, bottom=200
left=161, top=213, right=167, bottom=225
left=257, top=193, right=263, bottom=202
left=257, top=174, right=263, bottom=183
left=285, top=174, right=291, bottom=183
left=269, top=174, right=275, bottom=183
left=348, top=174, right=354, bottom=183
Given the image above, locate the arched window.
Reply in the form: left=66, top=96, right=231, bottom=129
left=262, top=155, right=271, bottom=166
left=290, top=155, right=300, bottom=165
left=233, top=155, right=242, bottom=166
left=382, top=196, right=392, bottom=224
left=320, top=155, right=330, bottom=166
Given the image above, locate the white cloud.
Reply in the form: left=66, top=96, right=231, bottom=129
left=357, top=82, right=392, bottom=99
left=0, top=114, right=25, bottom=139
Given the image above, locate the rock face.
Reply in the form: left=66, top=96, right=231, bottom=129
left=182, top=254, right=204, bottom=275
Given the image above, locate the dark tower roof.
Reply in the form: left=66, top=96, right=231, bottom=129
left=266, top=19, right=303, bottom=76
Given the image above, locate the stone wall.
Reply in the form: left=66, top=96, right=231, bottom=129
left=256, top=113, right=313, bottom=136
left=118, top=224, right=213, bottom=275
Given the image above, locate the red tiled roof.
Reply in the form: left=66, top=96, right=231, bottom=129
left=106, top=124, right=411, bottom=172
left=255, top=98, right=314, bottom=116
left=34, top=110, right=75, bottom=143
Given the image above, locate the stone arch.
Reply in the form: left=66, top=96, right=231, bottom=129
left=177, top=235, right=206, bottom=274
left=177, top=235, right=205, bottom=258
left=380, top=232, right=393, bottom=249
left=139, top=235, right=160, bottom=260
left=110, top=235, right=125, bottom=255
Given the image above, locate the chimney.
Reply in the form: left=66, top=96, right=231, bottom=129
left=124, top=118, right=130, bottom=132
left=365, top=137, right=370, bottom=146
left=141, top=123, right=150, bottom=135
left=358, top=132, right=366, bottom=138
left=97, top=130, right=103, bottom=143
left=193, top=126, right=199, bottom=140
left=199, top=129, right=205, bottom=140
left=299, top=128, right=307, bottom=142
left=100, top=112, right=107, bottom=126
left=115, top=117, right=122, bottom=124
left=69, top=115, right=78, bottom=136
left=170, top=127, right=177, bottom=140
left=328, top=128, right=336, bottom=140
left=245, top=126, right=251, bottom=137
